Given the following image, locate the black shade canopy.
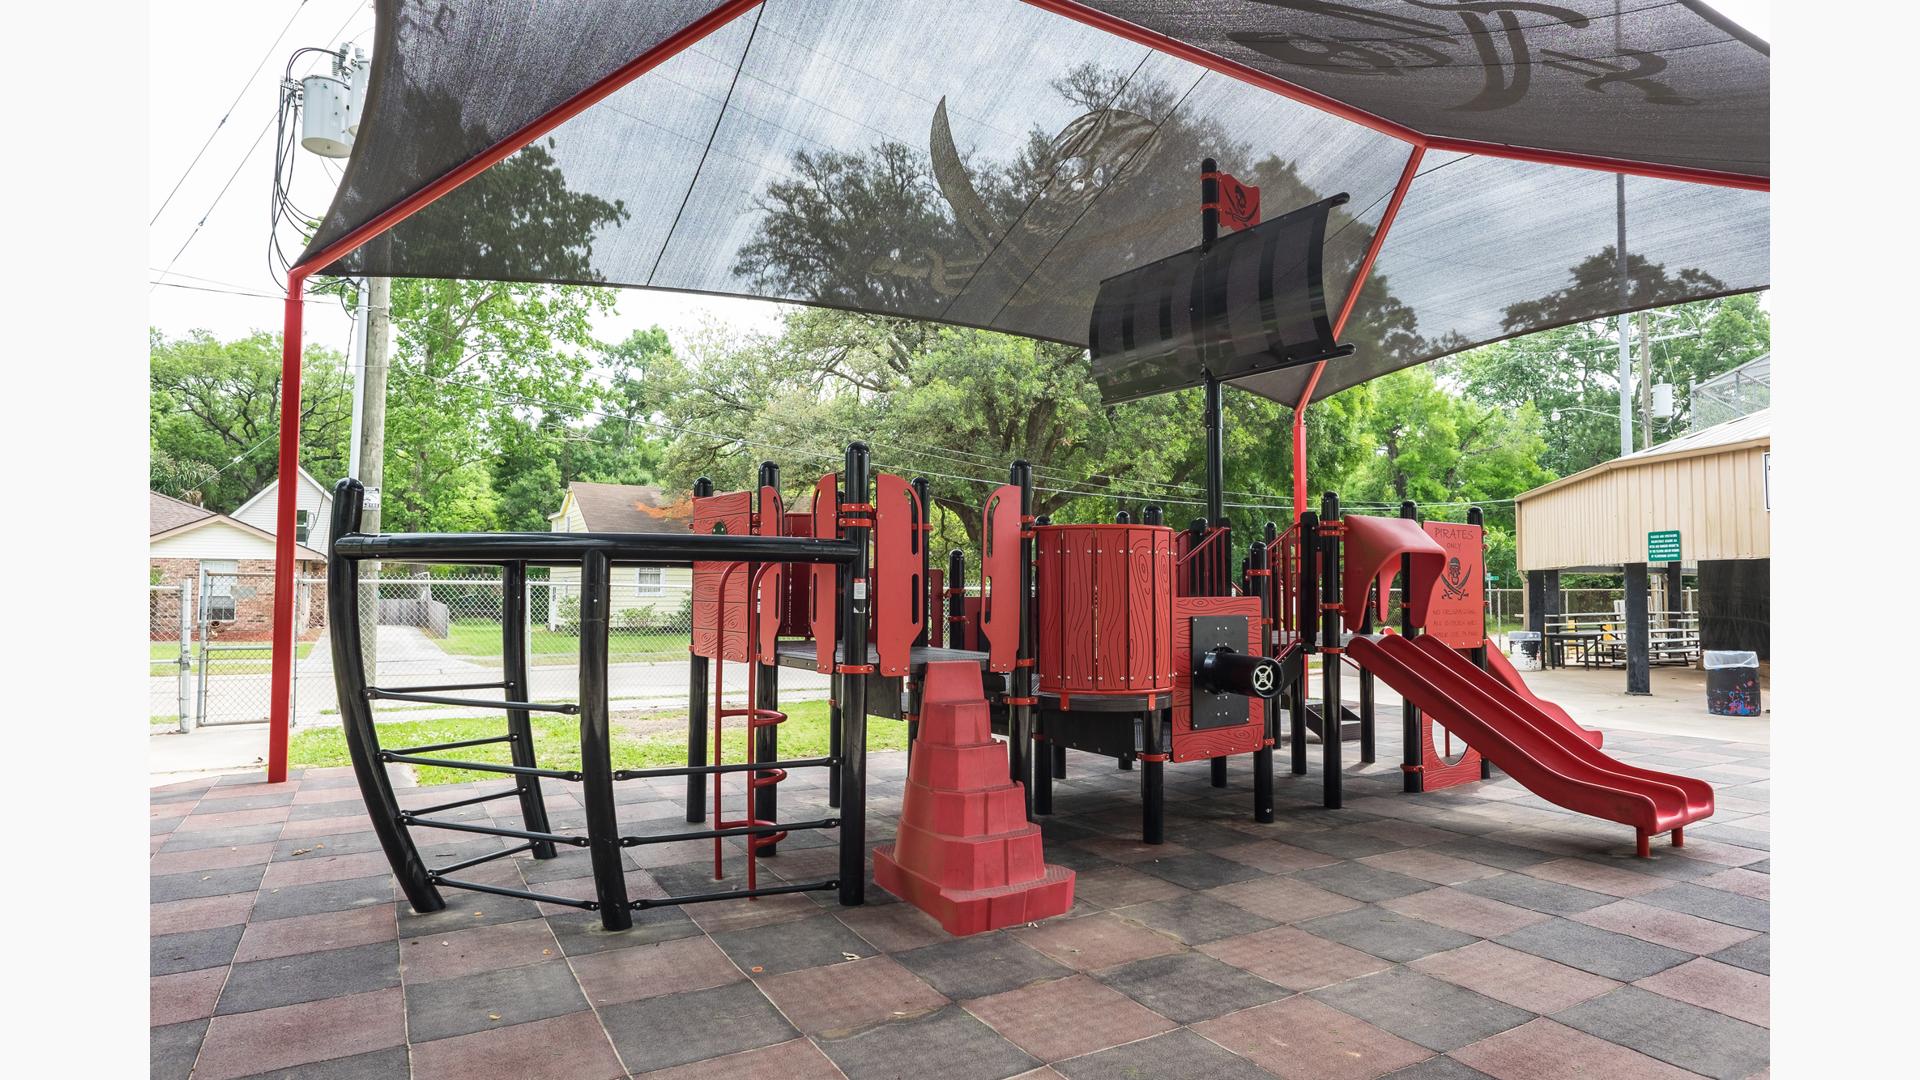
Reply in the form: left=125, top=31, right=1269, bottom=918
left=302, top=0, right=1768, bottom=406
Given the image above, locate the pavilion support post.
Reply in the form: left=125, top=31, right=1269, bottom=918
left=266, top=272, right=310, bottom=784
left=1664, top=561, right=1685, bottom=620
left=1527, top=570, right=1548, bottom=634
left=687, top=477, right=713, bottom=821
left=1625, top=562, right=1652, bottom=695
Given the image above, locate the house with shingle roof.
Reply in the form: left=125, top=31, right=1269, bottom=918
left=543, top=482, right=694, bottom=631
left=150, top=489, right=327, bottom=641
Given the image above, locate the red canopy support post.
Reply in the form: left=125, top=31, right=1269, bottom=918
left=267, top=268, right=311, bottom=783
left=1291, top=145, right=1425, bottom=520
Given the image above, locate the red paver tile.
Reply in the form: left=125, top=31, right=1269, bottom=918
left=1381, top=887, right=1551, bottom=938
left=1207, top=875, right=1361, bottom=923
left=836, top=900, right=953, bottom=953
left=412, top=1010, right=622, bottom=1080
left=1453, top=1017, right=1698, bottom=1080
left=151, top=893, right=255, bottom=935
left=1360, top=848, right=1506, bottom=886
left=760, top=955, right=948, bottom=1036
left=151, top=967, right=227, bottom=1027
left=1198, top=925, right=1390, bottom=991
left=1073, top=836, right=1190, bottom=863
left=1013, top=912, right=1181, bottom=972
left=1522, top=858, right=1668, bottom=898
left=1574, top=900, right=1758, bottom=955
left=262, top=850, right=396, bottom=889
left=152, top=800, right=194, bottom=820
left=1410, top=940, right=1619, bottom=1014
left=291, top=784, right=367, bottom=805
left=176, top=805, right=294, bottom=832
left=686, top=890, right=822, bottom=935
left=571, top=936, right=743, bottom=1006
left=200, top=781, right=299, bottom=800
left=1216, top=840, right=1341, bottom=874
left=234, top=903, right=397, bottom=963
left=400, top=917, right=560, bottom=984
left=1070, top=865, right=1188, bottom=908
left=633, top=1038, right=842, bottom=1079
left=193, top=987, right=406, bottom=1080
left=1670, top=839, right=1768, bottom=867
left=1348, top=819, right=1464, bottom=847
left=964, top=973, right=1175, bottom=1061
left=150, top=842, right=277, bottom=877
left=1193, top=995, right=1430, bottom=1080
left=279, top=814, right=375, bottom=840
left=1696, top=867, right=1770, bottom=901
left=1635, top=957, right=1769, bottom=1027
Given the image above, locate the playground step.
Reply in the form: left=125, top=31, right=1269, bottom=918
left=897, top=779, right=1030, bottom=837
left=888, top=818, right=1051, bottom=892
left=1303, top=702, right=1363, bottom=742
left=873, top=851, right=1075, bottom=937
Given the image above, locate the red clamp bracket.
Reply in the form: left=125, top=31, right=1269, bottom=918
left=837, top=663, right=877, bottom=675
left=1245, top=568, right=1272, bottom=577
left=1004, top=696, right=1038, bottom=707
left=1136, top=752, right=1170, bottom=763
left=838, top=502, right=876, bottom=528
left=1015, top=657, right=1035, bottom=668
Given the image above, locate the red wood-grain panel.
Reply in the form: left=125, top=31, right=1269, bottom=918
left=809, top=474, right=838, bottom=673
left=754, top=485, right=784, bottom=664
left=980, top=484, right=1021, bottom=673
left=873, top=474, right=921, bottom=677
left=1169, top=594, right=1265, bottom=762
left=692, top=491, right=753, bottom=661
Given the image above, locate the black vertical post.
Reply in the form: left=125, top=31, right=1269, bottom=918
left=754, top=462, right=782, bottom=855
left=839, top=445, right=872, bottom=905
left=1399, top=500, right=1422, bottom=793
left=1036, top=515, right=1065, bottom=783
left=1320, top=491, right=1343, bottom=809
left=1115, top=509, right=1132, bottom=524
left=1545, top=569, right=1563, bottom=631
left=1144, top=505, right=1163, bottom=526
left=1010, top=460, right=1037, bottom=821
left=1292, top=510, right=1317, bottom=777
left=1625, top=561, right=1651, bottom=695
left=501, top=562, right=556, bottom=858
left=1250, top=539, right=1274, bottom=822
left=946, top=549, right=966, bottom=650
left=687, top=477, right=713, bottom=822
left=913, top=477, right=932, bottom=647
left=828, top=485, right=847, bottom=810
left=579, top=548, right=631, bottom=930
left=1663, top=560, right=1684, bottom=622
left=1033, top=512, right=1054, bottom=816
left=326, top=479, right=442, bottom=913
left=1357, top=579, right=1376, bottom=765
left=1526, top=570, right=1547, bottom=634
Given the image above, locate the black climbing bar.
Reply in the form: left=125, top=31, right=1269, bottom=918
left=433, top=840, right=537, bottom=876
left=368, top=680, right=509, bottom=694
left=687, top=476, right=715, bottom=824
left=614, top=756, right=836, bottom=782
left=364, top=688, right=579, bottom=714
left=838, top=442, right=872, bottom=906
left=399, top=813, right=587, bottom=847
left=502, top=561, right=557, bottom=859
left=378, top=752, right=581, bottom=782
left=631, top=878, right=838, bottom=911
left=332, top=529, right=860, bottom=566
left=326, top=479, right=442, bottom=915
left=621, top=817, right=839, bottom=847
left=579, top=547, right=633, bottom=930
left=387, top=734, right=517, bottom=757
left=428, top=876, right=597, bottom=910
left=404, top=786, right=525, bottom=817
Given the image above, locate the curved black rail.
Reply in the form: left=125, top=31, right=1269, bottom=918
left=325, top=450, right=876, bottom=931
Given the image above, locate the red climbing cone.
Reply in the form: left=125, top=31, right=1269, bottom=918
left=873, top=661, right=1075, bottom=935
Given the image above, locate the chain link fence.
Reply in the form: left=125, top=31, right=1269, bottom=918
left=151, top=566, right=832, bottom=733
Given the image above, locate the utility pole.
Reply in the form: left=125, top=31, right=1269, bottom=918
left=1638, top=310, right=1654, bottom=450
left=356, top=276, right=390, bottom=671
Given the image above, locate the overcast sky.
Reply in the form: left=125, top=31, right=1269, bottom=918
left=146, top=0, right=1770, bottom=358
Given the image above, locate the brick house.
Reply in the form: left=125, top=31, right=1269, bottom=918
left=150, top=489, right=328, bottom=641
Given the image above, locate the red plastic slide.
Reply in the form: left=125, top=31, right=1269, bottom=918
left=1479, top=637, right=1604, bottom=749
left=1347, top=634, right=1713, bottom=855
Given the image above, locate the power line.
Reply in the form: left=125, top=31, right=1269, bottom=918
left=150, top=0, right=310, bottom=227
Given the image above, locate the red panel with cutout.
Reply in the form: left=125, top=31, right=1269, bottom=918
left=809, top=474, right=839, bottom=673
left=691, top=491, right=753, bottom=661
left=873, top=474, right=922, bottom=677
left=979, top=484, right=1021, bottom=673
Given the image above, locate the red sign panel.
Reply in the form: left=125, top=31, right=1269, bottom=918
left=1421, top=521, right=1484, bottom=651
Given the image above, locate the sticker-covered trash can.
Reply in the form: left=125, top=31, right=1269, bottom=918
left=1508, top=631, right=1542, bottom=672
left=1704, top=650, right=1761, bottom=716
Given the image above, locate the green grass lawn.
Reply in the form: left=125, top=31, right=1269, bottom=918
left=288, top=699, right=906, bottom=785
left=438, top=619, right=690, bottom=666
left=150, top=640, right=313, bottom=676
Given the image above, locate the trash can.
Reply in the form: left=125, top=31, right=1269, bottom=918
left=1508, top=631, right=1542, bottom=671
left=1704, top=650, right=1761, bottom=716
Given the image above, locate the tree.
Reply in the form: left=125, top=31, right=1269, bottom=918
left=149, top=329, right=350, bottom=511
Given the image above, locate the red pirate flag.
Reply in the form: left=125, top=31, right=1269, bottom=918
left=1210, top=171, right=1261, bottom=232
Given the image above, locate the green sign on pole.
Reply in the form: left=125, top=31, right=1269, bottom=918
left=1647, top=529, right=1682, bottom=563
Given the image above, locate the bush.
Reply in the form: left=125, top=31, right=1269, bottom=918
left=613, top=607, right=649, bottom=632
left=554, top=594, right=581, bottom=634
